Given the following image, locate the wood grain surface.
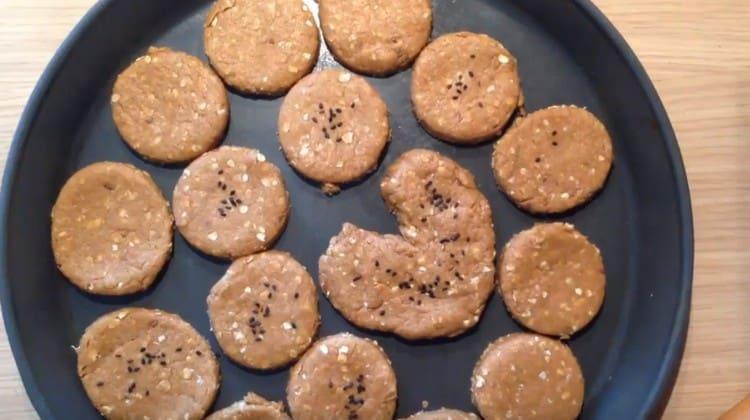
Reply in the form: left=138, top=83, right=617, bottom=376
left=0, top=0, right=748, bottom=418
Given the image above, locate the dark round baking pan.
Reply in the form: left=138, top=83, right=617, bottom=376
left=0, top=0, right=693, bottom=418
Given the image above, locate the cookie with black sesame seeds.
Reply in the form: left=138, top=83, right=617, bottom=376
left=318, top=149, right=496, bottom=340
left=499, top=223, right=606, bottom=338
left=287, top=333, right=397, bottom=420
left=206, top=392, right=290, bottom=420
left=471, top=333, right=584, bottom=420
left=411, top=32, right=522, bottom=144
left=207, top=251, right=319, bottom=370
left=172, top=146, right=289, bottom=259
left=492, top=105, right=614, bottom=214
left=278, top=69, right=390, bottom=194
left=51, top=162, right=173, bottom=295
left=204, top=0, right=320, bottom=95
left=111, top=46, right=229, bottom=163
left=400, top=408, right=480, bottom=420
left=77, top=308, right=220, bottom=419
left=319, top=0, right=432, bottom=76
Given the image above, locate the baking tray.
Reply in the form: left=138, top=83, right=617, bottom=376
left=0, top=0, right=693, bottom=418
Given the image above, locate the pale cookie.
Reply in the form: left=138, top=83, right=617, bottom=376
left=499, top=223, right=606, bottom=337
left=111, top=47, right=229, bottom=163
left=319, top=149, right=496, bottom=340
left=401, top=408, right=480, bottom=420
left=77, top=308, right=220, bottom=419
left=206, top=392, right=290, bottom=420
left=411, top=32, right=521, bottom=144
left=51, top=162, right=172, bottom=295
left=173, top=146, right=290, bottom=259
left=204, top=0, right=320, bottom=95
left=278, top=69, right=390, bottom=192
left=471, top=333, right=584, bottom=420
left=492, top=105, right=614, bottom=213
left=207, top=251, right=319, bottom=370
left=319, top=0, right=432, bottom=75
left=287, top=333, right=397, bottom=420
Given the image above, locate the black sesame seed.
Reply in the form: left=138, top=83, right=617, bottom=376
left=375, top=260, right=380, bottom=268
left=140, top=347, right=145, bottom=353
left=478, top=102, right=484, bottom=108
left=160, top=361, right=167, bottom=367
left=294, top=292, right=299, bottom=299
left=145, top=390, right=150, bottom=397
left=352, top=275, right=362, bottom=282
left=218, top=170, right=224, bottom=175
left=128, top=383, right=136, bottom=393
left=176, top=347, right=182, bottom=352
left=312, top=117, right=318, bottom=123
left=552, top=141, right=558, bottom=146
left=470, top=54, right=476, bottom=59
left=469, top=71, right=475, bottom=78
left=96, top=382, right=104, bottom=387
left=379, top=310, right=386, bottom=316
left=196, top=350, right=203, bottom=356
left=535, top=157, right=541, bottom=163
left=452, top=96, right=459, bottom=100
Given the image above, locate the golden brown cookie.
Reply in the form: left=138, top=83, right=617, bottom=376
left=400, top=408, right=480, bottom=420
left=492, top=105, right=614, bottom=213
left=319, top=149, right=496, bottom=340
left=278, top=69, right=390, bottom=192
left=207, top=251, right=319, bottom=370
left=173, top=146, right=290, bottom=259
left=411, top=32, right=521, bottom=144
left=77, top=308, right=220, bottom=419
left=471, top=333, right=584, bottom=420
left=319, top=0, right=432, bottom=75
left=51, top=162, right=172, bottom=295
left=204, top=0, right=320, bottom=95
left=287, top=333, right=397, bottom=420
left=111, top=46, right=229, bottom=163
left=206, top=392, right=290, bottom=420
left=499, top=223, right=606, bottom=337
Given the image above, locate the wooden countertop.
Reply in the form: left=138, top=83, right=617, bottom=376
left=0, top=0, right=747, bottom=418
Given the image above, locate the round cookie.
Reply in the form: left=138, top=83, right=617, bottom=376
left=206, top=393, right=290, bottom=420
left=499, top=223, right=605, bottom=337
left=278, top=69, right=390, bottom=192
left=492, top=105, right=614, bottom=213
left=471, top=333, right=584, bottom=420
left=207, top=251, right=319, bottom=370
left=204, top=0, right=320, bottom=95
left=51, top=162, right=172, bottom=295
left=319, top=149, right=496, bottom=340
left=77, top=308, right=220, bottom=419
left=287, top=333, right=397, bottom=420
left=111, top=46, right=229, bottom=163
left=173, top=146, right=289, bottom=259
left=319, top=0, right=432, bottom=75
left=401, top=409, right=480, bottom=420
left=411, top=32, right=521, bottom=144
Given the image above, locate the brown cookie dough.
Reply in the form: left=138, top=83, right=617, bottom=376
left=111, top=46, right=229, bottom=163
left=207, top=251, right=319, bottom=370
left=471, top=333, right=584, bottom=420
left=77, top=308, right=220, bottom=419
left=51, top=162, right=172, bottom=295
left=492, top=105, right=614, bottom=213
left=411, top=32, right=521, bottom=144
left=401, top=409, right=480, bottom=420
left=499, top=223, right=606, bottom=337
left=206, top=392, right=290, bottom=420
left=319, top=0, right=432, bottom=75
left=319, top=149, right=496, bottom=340
left=278, top=69, right=390, bottom=191
left=204, top=0, right=320, bottom=95
left=173, top=146, right=290, bottom=259
left=287, top=333, right=397, bottom=420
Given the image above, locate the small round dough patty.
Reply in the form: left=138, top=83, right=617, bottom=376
left=492, top=105, right=614, bottom=213
left=204, top=0, right=320, bottom=95
left=319, top=149, right=496, bottom=340
left=401, top=409, right=480, bottom=420
left=500, top=223, right=606, bottom=337
left=206, top=393, right=290, bottom=420
left=51, top=162, right=172, bottom=295
left=278, top=69, right=390, bottom=188
left=471, top=333, right=584, bottom=420
left=77, top=308, right=220, bottom=419
left=319, top=0, right=432, bottom=75
left=207, top=251, right=319, bottom=370
left=411, top=32, right=521, bottom=144
left=173, top=146, right=290, bottom=259
left=287, top=333, right=397, bottom=420
left=111, top=47, right=229, bottom=163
